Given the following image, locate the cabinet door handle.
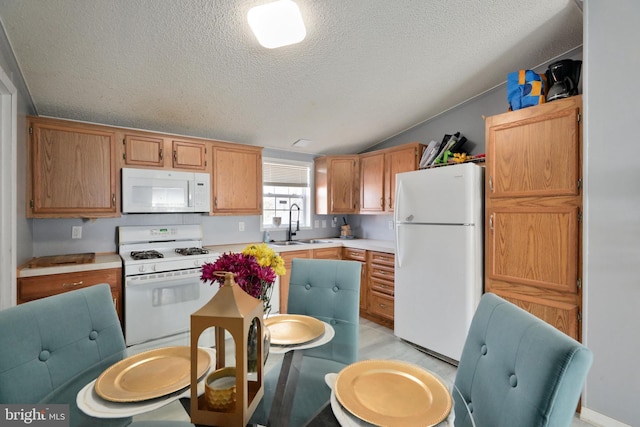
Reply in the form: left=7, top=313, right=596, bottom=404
left=388, top=197, right=392, bottom=209
left=159, top=148, right=163, bottom=160
left=380, top=197, right=384, bottom=209
left=489, top=176, right=494, bottom=192
left=112, top=194, right=116, bottom=207
left=62, top=280, right=83, bottom=288
left=173, top=150, right=177, bottom=162
left=489, top=214, right=494, bottom=231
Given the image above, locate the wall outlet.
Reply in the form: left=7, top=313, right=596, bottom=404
left=322, top=220, right=327, bottom=228
left=238, top=222, right=245, bottom=232
left=72, top=226, right=82, bottom=239
left=314, top=220, right=320, bottom=228
left=331, top=217, right=338, bottom=227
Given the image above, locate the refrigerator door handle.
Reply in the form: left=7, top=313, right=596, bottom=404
left=395, top=226, right=402, bottom=268
left=394, top=181, right=403, bottom=268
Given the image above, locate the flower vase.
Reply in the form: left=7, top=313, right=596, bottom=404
left=247, top=317, right=270, bottom=372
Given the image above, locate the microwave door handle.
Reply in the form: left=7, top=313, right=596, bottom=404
left=187, top=181, right=193, bottom=207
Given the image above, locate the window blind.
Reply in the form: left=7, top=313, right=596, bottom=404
left=263, top=161, right=309, bottom=187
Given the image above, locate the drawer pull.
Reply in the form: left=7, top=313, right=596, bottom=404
left=62, top=281, right=83, bottom=287
left=379, top=303, right=386, bottom=308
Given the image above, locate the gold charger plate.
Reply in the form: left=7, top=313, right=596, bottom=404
left=334, top=360, right=452, bottom=427
left=95, top=346, right=210, bottom=403
left=265, top=314, right=325, bottom=345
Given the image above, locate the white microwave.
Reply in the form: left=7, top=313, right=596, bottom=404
left=121, top=168, right=211, bottom=213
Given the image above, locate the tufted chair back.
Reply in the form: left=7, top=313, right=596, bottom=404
left=250, top=258, right=361, bottom=426
left=0, top=284, right=130, bottom=426
left=453, top=292, right=593, bottom=427
left=287, top=258, right=361, bottom=364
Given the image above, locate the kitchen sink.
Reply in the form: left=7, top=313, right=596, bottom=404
left=270, top=240, right=306, bottom=246
left=269, top=239, right=332, bottom=246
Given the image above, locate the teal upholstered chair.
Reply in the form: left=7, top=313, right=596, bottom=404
left=251, top=258, right=361, bottom=427
left=0, top=284, right=194, bottom=427
left=453, top=292, right=593, bottom=427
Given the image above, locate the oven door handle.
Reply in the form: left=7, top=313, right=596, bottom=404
left=125, top=269, right=203, bottom=287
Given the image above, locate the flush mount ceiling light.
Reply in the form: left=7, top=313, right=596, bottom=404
left=247, top=0, right=306, bottom=49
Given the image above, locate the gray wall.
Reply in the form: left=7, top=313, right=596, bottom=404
left=583, top=1, right=639, bottom=424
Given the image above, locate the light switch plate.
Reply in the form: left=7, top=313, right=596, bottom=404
left=72, top=226, right=82, bottom=239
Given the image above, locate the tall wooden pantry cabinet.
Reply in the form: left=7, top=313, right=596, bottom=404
left=485, top=95, right=583, bottom=341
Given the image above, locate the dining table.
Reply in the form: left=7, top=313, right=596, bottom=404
left=76, top=314, right=335, bottom=426
left=77, top=315, right=467, bottom=427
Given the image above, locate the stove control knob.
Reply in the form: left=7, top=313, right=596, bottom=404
left=151, top=264, right=157, bottom=272
left=138, top=265, right=146, bottom=273
left=194, top=259, right=202, bottom=267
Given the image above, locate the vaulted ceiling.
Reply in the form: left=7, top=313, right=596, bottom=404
left=0, top=0, right=583, bottom=155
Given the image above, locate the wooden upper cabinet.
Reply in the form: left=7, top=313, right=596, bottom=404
left=359, top=142, right=423, bottom=214
left=359, top=152, right=385, bottom=213
left=315, top=155, right=359, bottom=214
left=172, top=139, right=207, bottom=170
left=123, top=134, right=164, bottom=167
left=122, top=134, right=207, bottom=170
left=211, top=143, right=262, bottom=215
left=28, top=117, right=118, bottom=218
left=383, top=144, right=423, bottom=213
left=486, top=98, right=581, bottom=199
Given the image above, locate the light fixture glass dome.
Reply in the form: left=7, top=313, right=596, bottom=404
left=248, top=0, right=306, bottom=49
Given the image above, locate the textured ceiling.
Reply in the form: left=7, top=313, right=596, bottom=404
left=0, top=0, right=583, bottom=155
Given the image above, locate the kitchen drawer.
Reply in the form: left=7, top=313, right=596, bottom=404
left=312, top=246, right=342, bottom=259
left=369, top=263, right=394, bottom=283
left=370, top=277, right=394, bottom=296
left=369, top=291, right=394, bottom=321
left=369, top=251, right=394, bottom=268
left=342, top=247, right=366, bottom=262
left=18, top=268, right=123, bottom=325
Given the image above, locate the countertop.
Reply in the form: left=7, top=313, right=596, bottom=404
left=18, top=239, right=394, bottom=278
left=18, top=253, right=122, bottom=278
left=204, top=238, right=394, bottom=255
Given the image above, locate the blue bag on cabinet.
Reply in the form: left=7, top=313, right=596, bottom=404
left=507, top=69, right=546, bottom=111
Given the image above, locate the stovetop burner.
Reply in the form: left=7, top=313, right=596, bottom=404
left=130, top=250, right=164, bottom=260
left=175, top=247, right=210, bottom=256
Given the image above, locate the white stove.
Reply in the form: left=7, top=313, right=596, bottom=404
left=118, top=225, right=221, bottom=346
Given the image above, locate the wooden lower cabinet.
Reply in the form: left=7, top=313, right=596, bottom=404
left=342, top=247, right=368, bottom=312
left=17, top=268, right=123, bottom=326
left=365, top=251, right=395, bottom=328
left=279, top=246, right=395, bottom=329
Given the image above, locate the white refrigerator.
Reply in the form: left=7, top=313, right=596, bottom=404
left=394, top=163, right=484, bottom=363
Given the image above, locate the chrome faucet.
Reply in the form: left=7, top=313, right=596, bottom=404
left=287, top=203, right=300, bottom=241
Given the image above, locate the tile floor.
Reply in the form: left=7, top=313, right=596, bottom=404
left=130, top=317, right=594, bottom=426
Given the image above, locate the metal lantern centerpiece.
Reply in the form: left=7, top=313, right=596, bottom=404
left=190, top=271, right=265, bottom=427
